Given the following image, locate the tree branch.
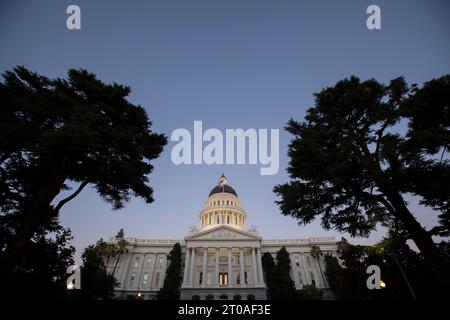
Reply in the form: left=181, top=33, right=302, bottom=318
left=355, top=190, right=397, bottom=216
left=54, top=181, right=88, bottom=212
left=440, top=145, right=447, bottom=164
left=375, top=120, right=390, bottom=160
left=427, top=225, right=449, bottom=237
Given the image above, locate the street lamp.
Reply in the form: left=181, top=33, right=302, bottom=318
left=379, top=280, right=386, bottom=289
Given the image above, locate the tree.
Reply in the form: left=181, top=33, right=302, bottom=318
left=310, top=244, right=326, bottom=288
left=71, top=239, right=119, bottom=300
left=324, top=239, right=373, bottom=300
left=296, top=284, right=323, bottom=300
left=274, top=75, right=450, bottom=290
left=262, top=247, right=298, bottom=300
left=323, top=255, right=343, bottom=298
left=157, top=243, right=182, bottom=300
left=110, top=229, right=129, bottom=277
left=261, top=252, right=276, bottom=299
left=0, top=224, right=75, bottom=299
left=401, top=76, right=450, bottom=236
left=0, top=66, right=167, bottom=275
left=325, top=236, right=450, bottom=300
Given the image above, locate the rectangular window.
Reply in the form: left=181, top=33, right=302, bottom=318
left=199, top=272, right=203, bottom=285
left=146, top=256, right=151, bottom=265
left=134, top=257, right=140, bottom=268
left=295, top=256, right=300, bottom=267
left=306, top=256, right=311, bottom=267
left=219, top=273, right=228, bottom=286
left=130, top=272, right=136, bottom=284
left=154, top=273, right=160, bottom=288
left=159, top=257, right=164, bottom=267
left=235, top=273, right=240, bottom=285
left=143, top=273, right=148, bottom=285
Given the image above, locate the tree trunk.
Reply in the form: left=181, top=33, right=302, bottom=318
left=385, top=191, right=450, bottom=292
left=0, top=164, right=68, bottom=277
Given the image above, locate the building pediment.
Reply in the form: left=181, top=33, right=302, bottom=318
left=186, top=225, right=261, bottom=241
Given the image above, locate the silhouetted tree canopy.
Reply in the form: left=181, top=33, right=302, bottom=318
left=274, top=75, right=450, bottom=290
left=71, top=239, right=119, bottom=300
left=0, top=224, right=75, bottom=299
left=325, top=236, right=450, bottom=300
left=157, top=243, right=182, bottom=300
left=0, top=66, right=167, bottom=276
left=262, top=247, right=297, bottom=299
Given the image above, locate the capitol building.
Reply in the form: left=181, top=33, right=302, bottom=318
left=106, top=175, right=338, bottom=300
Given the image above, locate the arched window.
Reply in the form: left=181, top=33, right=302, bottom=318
left=227, top=215, right=230, bottom=224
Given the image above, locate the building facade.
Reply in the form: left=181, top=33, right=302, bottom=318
left=106, top=175, right=338, bottom=300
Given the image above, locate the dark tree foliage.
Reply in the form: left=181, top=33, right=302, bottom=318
left=296, top=284, right=323, bottom=300
left=0, top=224, right=75, bottom=299
left=325, top=236, right=450, bottom=300
left=401, top=76, right=450, bottom=234
left=262, top=247, right=297, bottom=300
left=261, top=252, right=276, bottom=299
left=71, top=239, right=119, bottom=300
left=274, top=75, right=450, bottom=289
left=0, top=66, right=167, bottom=275
left=262, top=247, right=323, bottom=300
left=157, top=243, right=182, bottom=300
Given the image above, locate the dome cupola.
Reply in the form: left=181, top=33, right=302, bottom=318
left=199, top=174, right=247, bottom=231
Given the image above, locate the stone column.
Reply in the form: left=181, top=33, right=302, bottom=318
left=202, top=248, right=207, bottom=287
left=251, top=247, right=258, bottom=285
left=215, top=247, right=220, bottom=287
left=119, top=251, right=132, bottom=289
left=135, top=254, right=145, bottom=290
left=189, top=247, right=195, bottom=286
left=148, top=253, right=158, bottom=290
left=256, top=248, right=264, bottom=285
left=182, top=248, right=191, bottom=286
left=240, top=248, right=245, bottom=287
left=227, top=247, right=232, bottom=287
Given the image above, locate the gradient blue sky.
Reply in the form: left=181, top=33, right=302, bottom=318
left=1, top=0, right=449, bottom=263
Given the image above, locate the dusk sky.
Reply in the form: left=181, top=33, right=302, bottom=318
left=1, top=0, right=449, bottom=263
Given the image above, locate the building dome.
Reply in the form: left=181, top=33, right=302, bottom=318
left=199, top=174, right=247, bottom=231
left=208, top=184, right=238, bottom=197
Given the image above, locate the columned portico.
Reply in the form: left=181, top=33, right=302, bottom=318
left=109, top=175, right=338, bottom=300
